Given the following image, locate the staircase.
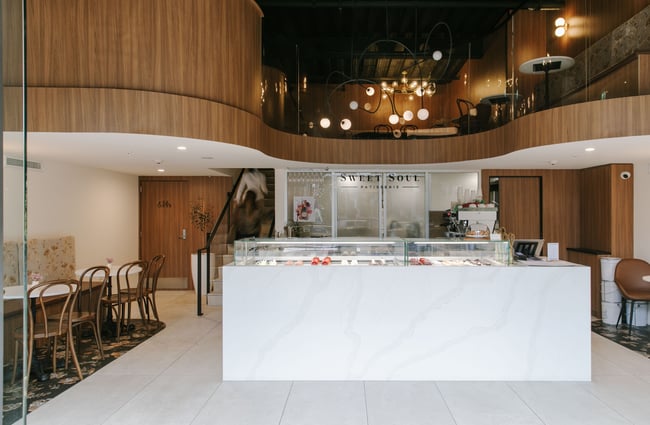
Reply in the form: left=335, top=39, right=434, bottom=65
left=206, top=168, right=275, bottom=306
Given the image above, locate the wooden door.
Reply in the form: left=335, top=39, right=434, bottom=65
left=497, top=176, right=542, bottom=240
left=140, top=180, right=189, bottom=289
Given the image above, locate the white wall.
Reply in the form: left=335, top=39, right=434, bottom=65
left=3, top=158, right=139, bottom=268
left=633, top=160, right=650, bottom=262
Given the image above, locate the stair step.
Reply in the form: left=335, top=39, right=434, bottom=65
left=207, top=292, right=222, bottom=306
left=212, top=279, right=223, bottom=293
left=222, top=254, right=234, bottom=264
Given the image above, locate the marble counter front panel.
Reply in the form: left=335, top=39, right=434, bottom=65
left=223, top=265, right=590, bottom=381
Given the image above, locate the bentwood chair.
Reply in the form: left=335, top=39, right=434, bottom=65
left=141, top=254, right=166, bottom=324
left=12, top=279, right=83, bottom=384
left=453, top=98, right=491, bottom=135
left=68, top=266, right=110, bottom=359
left=101, top=260, right=148, bottom=340
left=614, top=258, right=650, bottom=333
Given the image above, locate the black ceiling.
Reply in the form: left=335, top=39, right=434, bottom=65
left=256, top=0, right=564, bottom=86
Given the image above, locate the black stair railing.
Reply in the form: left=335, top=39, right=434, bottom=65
left=195, top=169, right=245, bottom=316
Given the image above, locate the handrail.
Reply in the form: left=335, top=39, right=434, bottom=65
left=196, top=168, right=245, bottom=316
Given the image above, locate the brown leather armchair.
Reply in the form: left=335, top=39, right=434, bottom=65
left=614, top=258, right=650, bottom=332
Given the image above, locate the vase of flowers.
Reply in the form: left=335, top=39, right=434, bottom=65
left=190, top=200, right=213, bottom=232
left=30, top=272, right=42, bottom=285
left=106, top=257, right=114, bottom=268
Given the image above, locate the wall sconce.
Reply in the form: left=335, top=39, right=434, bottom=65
left=554, top=17, right=568, bottom=37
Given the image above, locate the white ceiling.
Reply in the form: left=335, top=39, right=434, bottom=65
left=4, top=131, right=650, bottom=176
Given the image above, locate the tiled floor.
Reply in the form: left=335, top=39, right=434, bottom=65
left=15, top=290, right=650, bottom=425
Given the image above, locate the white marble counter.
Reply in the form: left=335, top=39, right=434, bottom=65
left=223, top=264, right=591, bottom=381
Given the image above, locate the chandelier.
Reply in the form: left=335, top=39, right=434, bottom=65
left=384, top=71, right=437, bottom=98
left=319, top=22, right=452, bottom=133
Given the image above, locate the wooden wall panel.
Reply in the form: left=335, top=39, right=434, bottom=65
left=26, top=0, right=262, bottom=115
left=511, top=10, right=548, bottom=116
left=579, top=166, right=612, bottom=252
left=481, top=169, right=581, bottom=260
left=2, top=0, right=24, bottom=86
left=495, top=177, right=542, bottom=240
left=139, top=175, right=232, bottom=291
left=186, top=176, right=233, bottom=254
left=577, top=163, right=634, bottom=257
left=566, top=249, right=600, bottom=317
left=640, top=54, right=650, bottom=95
left=609, top=164, right=634, bottom=258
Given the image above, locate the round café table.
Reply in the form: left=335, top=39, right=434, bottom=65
left=3, top=282, right=72, bottom=299
left=519, top=55, right=574, bottom=110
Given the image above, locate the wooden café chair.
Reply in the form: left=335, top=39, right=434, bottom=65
left=141, top=254, right=166, bottom=324
left=12, top=279, right=83, bottom=384
left=101, top=260, right=148, bottom=340
left=66, top=265, right=110, bottom=359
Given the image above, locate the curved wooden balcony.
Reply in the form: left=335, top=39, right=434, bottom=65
left=7, top=86, right=649, bottom=166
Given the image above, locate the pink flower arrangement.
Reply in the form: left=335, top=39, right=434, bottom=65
left=106, top=257, right=114, bottom=265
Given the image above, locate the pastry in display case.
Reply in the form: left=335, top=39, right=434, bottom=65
left=407, top=239, right=510, bottom=266
left=233, top=237, right=406, bottom=266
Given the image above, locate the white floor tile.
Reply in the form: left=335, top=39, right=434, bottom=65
left=364, top=381, right=456, bottom=425
left=191, top=381, right=291, bottom=425
left=18, top=373, right=155, bottom=425
left=95, top=338, right=192, bottom=376
left=438, top=381, right=544, bottom=425
left=102, top=373, right=220, bottom=425
left=509, top=381, right=632, bottom=425
left=164, top=330, right=222, bottom=378
left=280, top=381, right=367, bottom=425
left=582, top=375, right=650, bottom=425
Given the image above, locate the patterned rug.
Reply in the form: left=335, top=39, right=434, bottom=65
left=2, top=319, right=164, bottom=425
left=591, top=319, right=650, bottom=358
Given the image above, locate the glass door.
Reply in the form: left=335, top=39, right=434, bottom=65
left=335, top=172, right=381, bottom=237
left=384, top=172, right=427, bottom=238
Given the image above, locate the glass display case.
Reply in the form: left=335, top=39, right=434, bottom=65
left=233, top=238, right=511, bottom=266
left=407, top=239, right=511, bottom=266
left=233, top=238, right=406, bottom=266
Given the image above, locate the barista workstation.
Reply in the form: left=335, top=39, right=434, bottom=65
left=223, top=237, right=590, bottom=381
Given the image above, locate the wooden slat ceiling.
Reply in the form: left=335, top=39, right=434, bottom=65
left=257, top=0, right=565, bottom=86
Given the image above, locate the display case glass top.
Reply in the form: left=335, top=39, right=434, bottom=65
left=407, top=239, right=511, bottom=266
left=233, top=238, right=511, bottom=266
left=233, top=237, right=406, bottom=266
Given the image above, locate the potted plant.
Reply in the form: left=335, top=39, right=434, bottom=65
left=190, top=199, right=215, bottom=296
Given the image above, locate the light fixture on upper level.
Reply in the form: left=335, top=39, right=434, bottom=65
left=318, top=22, right=452, bottom=133
left=554, top=17, right=568, bottom=37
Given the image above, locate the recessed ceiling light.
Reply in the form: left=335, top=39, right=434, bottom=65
left=157, top=168, right=165, bottom=173
left=177, top=146, right=187, bottom=151
left=585, top=147, right=595, bottom=152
